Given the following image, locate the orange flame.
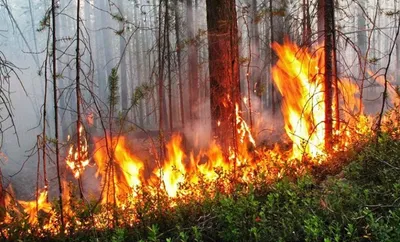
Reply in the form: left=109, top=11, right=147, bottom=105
left=272, top=40, right=327, bottom=159
left=271, top=40, right=364, bottom=159
left=156, top=134, right=186, bottom=197
left=93, top=135, right=144, bottom=205
left=7, top=39, right=400, bottom=236
left=66, top=125, right=89, bottom=178
left=19, top=190, right=51, bottom=225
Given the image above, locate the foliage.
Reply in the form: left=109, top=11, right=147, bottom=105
left=108, top=68, right=119, bottom=108
left=131, top=83, right=153, bottom=106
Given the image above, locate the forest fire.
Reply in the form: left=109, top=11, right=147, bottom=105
left=19, top=190, right=51, bottom=225
left=156, top=134, right=187, bottom=198
left=272, top=41, right=327, bottom=159
left=66, top=126, right=89, bottom=178
left=1, top=40, right=398, bottom=237
left=93, top=135, right=144, bottom=205
left=271, top=40, right=369, bottom=160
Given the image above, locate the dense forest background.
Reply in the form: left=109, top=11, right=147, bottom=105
left=1, top=0, right=398, bottom=194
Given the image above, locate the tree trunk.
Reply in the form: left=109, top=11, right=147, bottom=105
left=357, top=0, right=367, bottom=56
left=133, top=4, right=145, bottom=128
left=251, top=0, right=261, bottom=104
left=270, top=0, right=276, bottom=114
left=396, top=0, right=400, bottom=84
left=119, top=0, right=128, bottom=111
left=206, top=0, right=240, bottom=154
left=142, top=7, right=152, bottom=127
left=302, top=0, right=312, bottom=45
left=158, top=0, right=166, bottom=158
left=317, top=0, right=326, bottom=43
left=76, top=0, right=84, bottom=199
left=318, top=0, right=335, bottom=150
left=187, top=0, right=199, bottom=126
left=175, top=0, right=185, bottom=128
left=100, top=0, right=113, bottom=100
left=0, top=169, right=5, bottom=222
left=51, top=0, right=65, bottom=233
left=331, top=2, right=340, bottom=131
left=166, top=0, right=173, bottom=132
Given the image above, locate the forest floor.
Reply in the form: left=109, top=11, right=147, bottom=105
left=4, top=130, right=399, bottom=241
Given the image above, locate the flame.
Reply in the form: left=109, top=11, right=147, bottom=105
left=93, top=135, right=144, bottom=205
left=196, top=141, right=228, bottom=181
left=19, top=190, right=51, bottom=225
left=92, top=104, right=256, bottom=202
left=272, top=40, right=327, bottom=159
left=5, top=39, right=400, bottom=236
left=156, top=134, right=186, bottom=197
left=66, top=125, right=89, bottom=178
left=271, top=40, right=365, bottom=159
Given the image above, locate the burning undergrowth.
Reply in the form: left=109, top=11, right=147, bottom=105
left=0, top=40, right=399, bottom=238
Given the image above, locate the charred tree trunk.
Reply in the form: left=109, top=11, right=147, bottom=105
left=331, top=4, right=340, bottom=131
left=206, top=0, right=240, bottom=154
left=318, top=0, right=335, bottom=150
left=76, top=0, right=84, bottom=199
